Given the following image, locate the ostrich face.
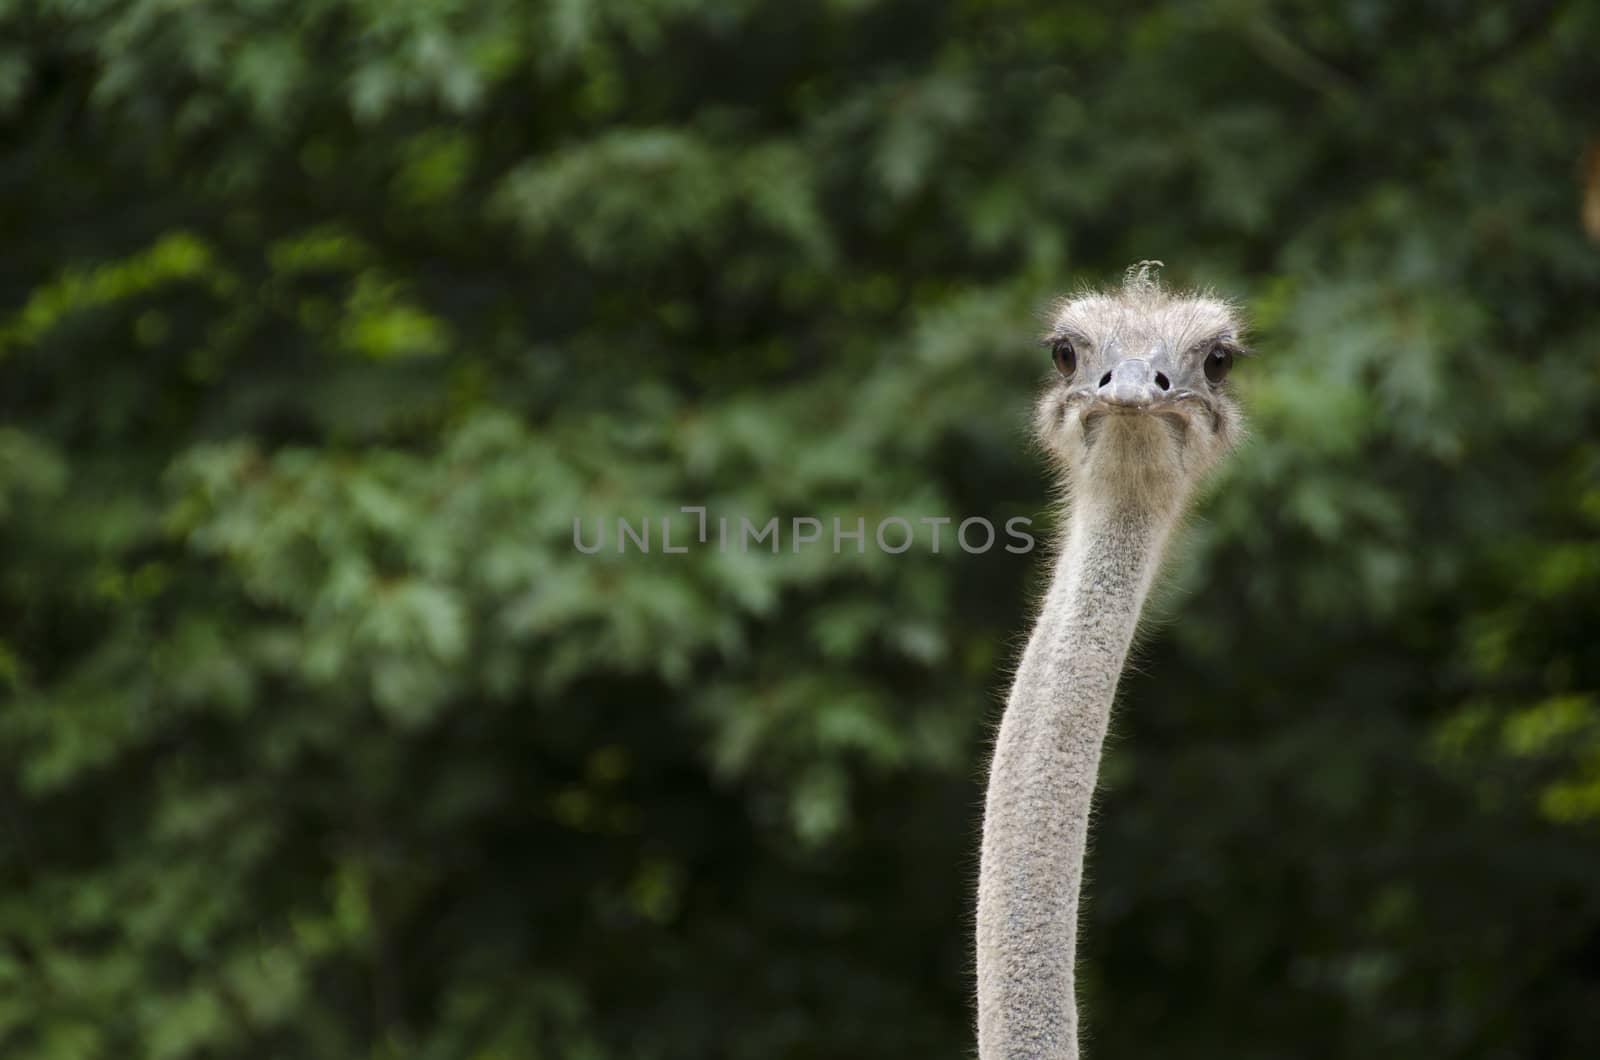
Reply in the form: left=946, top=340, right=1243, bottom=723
left=1034, top=286, right=1247, bottom=499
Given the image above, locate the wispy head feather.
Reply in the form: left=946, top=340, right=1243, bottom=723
left=1123, top=260, right=1165, bottom=294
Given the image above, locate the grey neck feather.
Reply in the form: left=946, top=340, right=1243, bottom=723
left=976, top=487, right=1183, bottom=1059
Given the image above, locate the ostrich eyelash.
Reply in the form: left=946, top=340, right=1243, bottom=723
left=1199, top=337, right=1252, bottom=359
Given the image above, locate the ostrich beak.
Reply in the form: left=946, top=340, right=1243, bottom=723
left=1095, top=358, right=1168, bottom=409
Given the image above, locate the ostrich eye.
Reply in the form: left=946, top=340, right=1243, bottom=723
left=1203, top=344, right=1233, bottom=384
left=1051, top=340, right=1077, bottom=378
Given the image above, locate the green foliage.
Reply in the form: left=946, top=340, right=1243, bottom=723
left=2, top=1, right=1598, bottom=1057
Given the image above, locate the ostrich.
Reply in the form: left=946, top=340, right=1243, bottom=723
left=976, top=264, right=1248, bottom=1059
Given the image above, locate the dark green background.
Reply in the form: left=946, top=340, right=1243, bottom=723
left=3, top=1, right=1599, bottom=1056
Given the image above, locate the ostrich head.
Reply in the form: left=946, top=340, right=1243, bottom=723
left=1034, top=264, right=1248, bottom=511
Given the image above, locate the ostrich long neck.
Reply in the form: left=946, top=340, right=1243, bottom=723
left=976, top=488, right=1181, bottom=1059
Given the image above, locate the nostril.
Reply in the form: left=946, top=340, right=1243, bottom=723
left=1154, top=372, right=1170, bottom=391
left=1098, top=371, right=1113, bottom=387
